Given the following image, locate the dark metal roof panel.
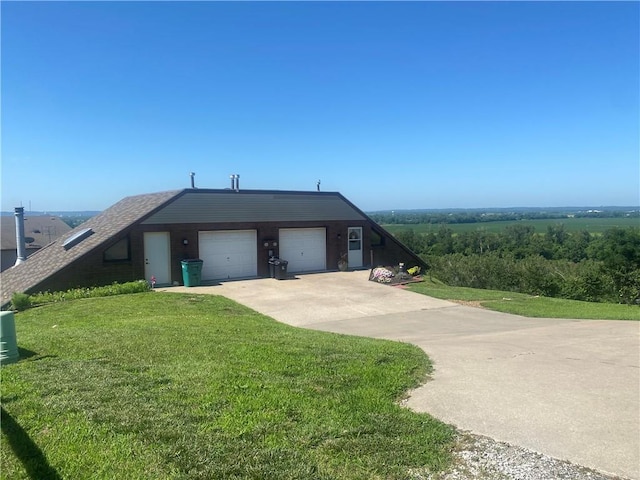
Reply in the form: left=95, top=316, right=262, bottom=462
left=141, top=191, right=366, bottom=224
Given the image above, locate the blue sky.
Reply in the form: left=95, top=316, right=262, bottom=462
left=2, top=1, right=638, bottom=212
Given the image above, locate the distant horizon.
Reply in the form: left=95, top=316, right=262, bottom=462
left=1, top=203, right=638, bottom=217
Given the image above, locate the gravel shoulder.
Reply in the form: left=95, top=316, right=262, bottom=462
left=418, top=431, right=629, bottom=480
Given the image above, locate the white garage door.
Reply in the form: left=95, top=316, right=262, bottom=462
left=279, top=228, right=326, bottom=273
left=198, top=230, right=257, bottom=281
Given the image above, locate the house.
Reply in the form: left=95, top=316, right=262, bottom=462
left=0, top=188, right=427, bottom=306
left=1, top=214, right=72, bottom=271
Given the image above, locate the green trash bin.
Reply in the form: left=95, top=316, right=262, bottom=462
left=181, top=259, right=204, bottom=287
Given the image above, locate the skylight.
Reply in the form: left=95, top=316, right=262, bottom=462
left=62, top=228, right=94, bottom=250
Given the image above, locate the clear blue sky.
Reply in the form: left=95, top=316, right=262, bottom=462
left=2, top=1, right=638, bottom=212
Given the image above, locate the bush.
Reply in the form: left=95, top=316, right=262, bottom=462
left=17, top=280, right=152, bottom=310
left=516, top=255, right=562, bottom=297
left=616, top=270, right=640, bottom=305
left=561, top=260, right=616, bottom=303
left=427, top=253, right=639, bottom=304
left=427, top=252, right=520, bottom=292
left=10, top=293, right=31, bottom=311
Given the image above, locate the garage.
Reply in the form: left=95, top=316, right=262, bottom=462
left=198, top=230, right=257, bottom=281
left=279, top=228, right=327, bottom=273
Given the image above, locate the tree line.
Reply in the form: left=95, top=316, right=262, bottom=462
left=394, top=224, right=640, bottom=305
left=370, top=209, right=639, bottom=225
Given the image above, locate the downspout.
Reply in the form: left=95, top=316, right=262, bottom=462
left=14, top=207, right=27, bottom=266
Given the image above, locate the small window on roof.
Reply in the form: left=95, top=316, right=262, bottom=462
left=103, top=237, right=131, bottom=262
left=62, top=228, right=93, bottom=250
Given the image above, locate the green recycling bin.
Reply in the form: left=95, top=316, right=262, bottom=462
left=181, top=259, right=204, bottom=287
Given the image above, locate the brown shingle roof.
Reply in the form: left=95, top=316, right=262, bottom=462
left=1, top=215, right=72, bottom=250
left=0, top=190, right=182, bottom=306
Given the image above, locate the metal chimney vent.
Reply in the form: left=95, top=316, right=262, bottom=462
left=14, top=207, right=26, bottom=266
left=230, top=174, right=240, bottom=191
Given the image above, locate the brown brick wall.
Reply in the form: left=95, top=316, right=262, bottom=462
left=30, top=220, right=386, bottom=292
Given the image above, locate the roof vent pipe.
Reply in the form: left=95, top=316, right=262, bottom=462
left=230, top=174, right=239, bottom=191
left=14, top=207, right=27, bottom=266
left=190, top=172, right=196, bottom=189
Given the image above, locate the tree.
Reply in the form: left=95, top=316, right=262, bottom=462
left=502, top=225, right=536, bottom=258
left=589, top=228, right=640, bottom=272
left=587, top=228, right=640, bottom=304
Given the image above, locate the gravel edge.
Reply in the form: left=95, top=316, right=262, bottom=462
left=412, top=431, right=630, bottom=480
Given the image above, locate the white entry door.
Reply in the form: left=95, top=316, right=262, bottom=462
left=347, top=227, right=363, bottom=268
left=198, top=230, right=257, bottom=281
left=279, top=228, right=326, bottom=273
left=144, top=232, right=171, bottom=286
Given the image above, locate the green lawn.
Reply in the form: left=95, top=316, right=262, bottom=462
left=408, top=278, right=640, bottom=320
left=382, top=216, right=639, bottom=235
left=1, top=293, right=454, bottom=480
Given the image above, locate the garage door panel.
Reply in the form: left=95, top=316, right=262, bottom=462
left=199, top=230, right=257, bottom=280
left=279, top=228, right=326, bottom=273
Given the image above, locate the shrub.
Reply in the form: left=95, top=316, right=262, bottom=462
left=24, top=280, right=152, bottom=309
left=561, top=260, right=616, bottom=303
left=516, top=255, right=562, bottom=297
left=10, top=293, right=31, bottom=311
left=616, top=270, right=640, bottom=305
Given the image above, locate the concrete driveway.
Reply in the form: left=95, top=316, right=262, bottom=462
left=160, top=271, right=640, bottom=479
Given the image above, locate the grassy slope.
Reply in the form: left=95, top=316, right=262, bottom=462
left=408, top=278, right=640, bottom=320
left=1, top=293, right=454, bottom=480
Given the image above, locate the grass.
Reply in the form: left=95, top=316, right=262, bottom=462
left=381, top=216, right=639, bottom=235
left=1, top=293, right=454, bottom=480
left=408, top=278, right=640, bottom=320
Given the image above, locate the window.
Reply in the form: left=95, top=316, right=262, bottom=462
left=371, top=229, right=384, bottom=247
left=62, top=228, right=94, bottom=250
left=348, top=227, right=361, bottom=251
left=103, top=237, right=131, bottom=262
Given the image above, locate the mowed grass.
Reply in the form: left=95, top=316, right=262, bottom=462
left=409, top=278, right=640, bottom=320
left=382, top=216, right=639, bottom=235
left=1, top=293, right=454, bottom=480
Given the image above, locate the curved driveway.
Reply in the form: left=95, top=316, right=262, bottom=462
left=161, top=271, right=640, bottom=479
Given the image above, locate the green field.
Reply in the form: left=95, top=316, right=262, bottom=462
left=381, top=217, right=639, bottom=235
